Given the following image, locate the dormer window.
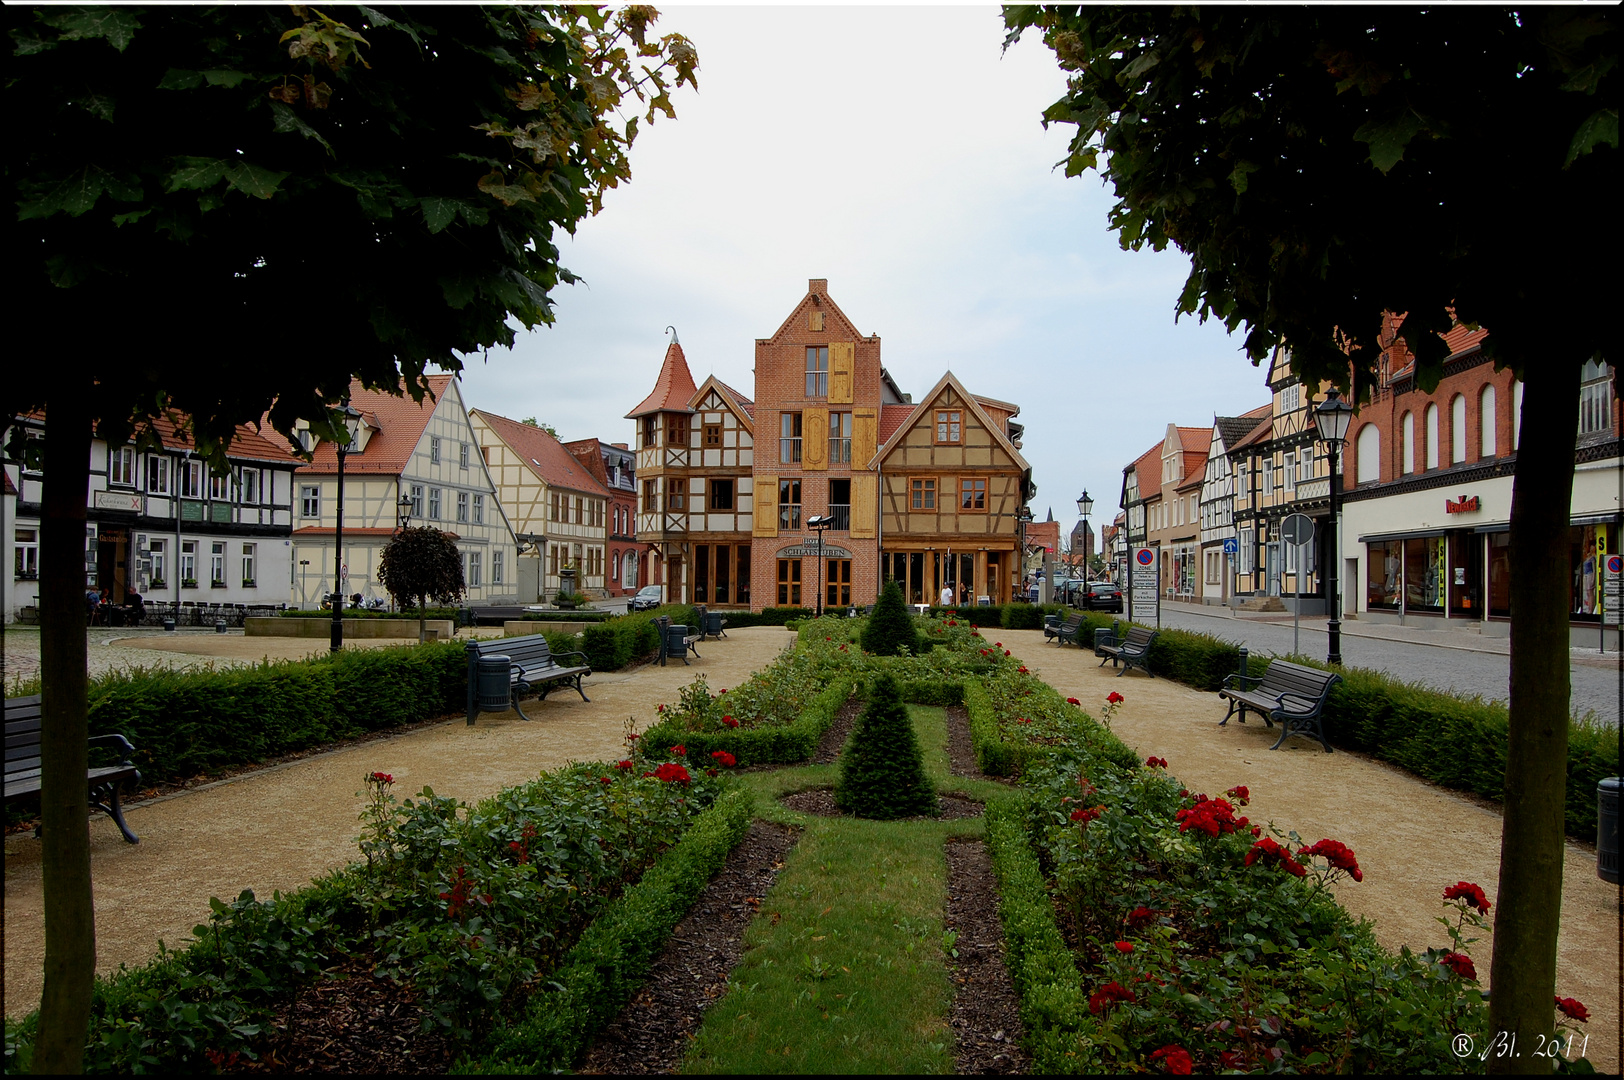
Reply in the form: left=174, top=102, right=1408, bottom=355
left=935, top=410, right=961, bottom=444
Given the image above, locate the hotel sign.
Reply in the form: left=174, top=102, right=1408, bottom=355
left=93, top=490, right=143, bottom=513
left=1445, top=494, right=1481, bottom=514
left=776, top=542, right=854, bottom=560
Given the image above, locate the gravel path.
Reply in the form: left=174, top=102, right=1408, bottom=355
left=1010, top=628, right=1619, bottom=1074
left=2, top=626, right=793, bottom=1019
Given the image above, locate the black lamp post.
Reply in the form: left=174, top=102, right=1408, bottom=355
left=807, top=514, right=833, bottom=617
left=1075, top=489, right=1093, bottom=582
left=330, top=403, right=363, bottom=654
left=1313, top=388, right=1354, bottom=666
left=397, top=491, right=414, bottom=532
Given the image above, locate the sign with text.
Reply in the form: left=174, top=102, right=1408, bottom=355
left=1445, top=494, right=1481, bottom=514
left=93, top=490, right=143, bottom=513
left=1604, top=552, right=1622, bottom=626
left=1131, top=547, right=1159, bottom=624
left=775, top=543, right=855, bottom=560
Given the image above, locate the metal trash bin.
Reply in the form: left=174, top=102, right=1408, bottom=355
left=476, top=656, right=512, bottom=712
left=163, top=617, right=175, bottom=632
left=215, top=619, right=227, bottom=634
left=1600, top=777, right=1620, bottom=884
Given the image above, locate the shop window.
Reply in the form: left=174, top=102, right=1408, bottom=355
left=1366, top=541, right=1401, bottom=609
left=1403, top=536, right=1444, bottom=610
left=1571, top=523, right=1616, bottom=619
left=1488, top=533, right=1510, bottom=617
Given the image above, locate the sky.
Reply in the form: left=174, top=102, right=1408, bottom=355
left=458, top=5, right=1277, bottom=550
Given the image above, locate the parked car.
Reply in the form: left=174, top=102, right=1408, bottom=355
left=628, top=584, right=664, bottom=612
left=1082, top=581, right=1124, bottom=612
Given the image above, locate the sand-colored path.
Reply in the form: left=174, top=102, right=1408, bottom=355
left=3, top=627, right=793, bottom=1018
left=1006, top=628, right=1620, bottom=1073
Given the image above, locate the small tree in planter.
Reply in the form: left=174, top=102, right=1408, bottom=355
left=835, top=673, right=936, bottom=819
left=376, top=527, right=465, bottom=643
left=859, top=579, right=920, bottom=657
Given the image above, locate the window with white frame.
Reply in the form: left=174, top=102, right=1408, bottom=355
left=457, top=491, right=469, bottom=522
left=1579, top=360, right=1613, bottom=437
left=180, top=540, right=197, bottom=584
left=430, top=436, right=441, bottom=464
left=1205, top=550, right=1222, bottom=584
left=1283, top=451, right=1296, bottom=494
left=410, top=484, right=424, bottom=517
left=145, top=455, right=170, bottom=494
left=1451, top=394, right=1468, bottom=463
left=14, top=528, right=39, bottom=579
left=492, top=549, right=503, bottom=584
left=1297, top=446, right=1313, bottom=483
left=301, top=485, right=320, bottom=517
left=459, top=442, right=470, bottom=469
left=1262, top=460, right=1274, bottom=497
left=148, top=538, right=166, bottom=584
left=210, top=471, right=230, bottom=500
left=467, top=551, right=482, bottom=587
left=472, top=493, right=484, bottom=524
left=1480, top=385, right=1498, bottom=458
left=1356, top=424, right=1381, bottom=483
left=1281, top=383, right=1302, bottom=412
left=1425, top=404, right=1440, bottom=469
left=1402, top=412, right=1415, bottom=473
left=1238, top=528, right=1255, bottom=574
left=238, top=467, right=259, bottom=504
left=109, top=446, right=136, bottom=486
left=210, top=541, right=227, bottom=585
left=180, top=459, right=204, bottom=498
left=242, top=543, right=257, bottom=585
left=429, top=488, right=442, bottom=519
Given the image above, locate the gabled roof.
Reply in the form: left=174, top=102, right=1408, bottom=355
left=692, top=375, right=756, bottom=432
left=1214, top=405, right=1271, bottom=452
left=765, top=279, right=869, bottom=344
left=563, top=438, right=611, bottom=488
left=878, top=405, right=915, bottom=445
left=1229, top=411, right=1275, bottom=453
left=298, top=374, right=456, bottom=475
left=1386, top=321, right=1492, bottom=381
left=1129, top=443, right=1161, bottom=501
left=869, top=371, right=1031, bottom=474
left=626, top=340, right=699, bottom=418
left=150, top=413, right=305, bottom=466
left=474, top=410, right=607, bottom=495
left=1175, top=427, right=1212, bottom=487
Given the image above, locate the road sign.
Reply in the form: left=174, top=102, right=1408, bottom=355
left=1222, top=537, right=1239, bottom=555
left=1604, top=552, right=1623, bottom=627
left=1131, top=547, right=1160, bottom=625
left=1280, top=514, right=1315, bottom=547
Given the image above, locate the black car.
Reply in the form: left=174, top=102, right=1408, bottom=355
left=628, top=585, right=664, bottom=612
left=1082, top=581, right=1124, bottom=612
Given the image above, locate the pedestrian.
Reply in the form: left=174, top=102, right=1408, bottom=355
left=939, top=583, right=954, bottom=608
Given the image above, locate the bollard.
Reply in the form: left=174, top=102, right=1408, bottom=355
left=1600, top=777, right=1620, bottom=884
left=216, top=619, right=227, bottom=633
left=1237, top=645, right=1249, bottom=681
left=163, top=617, right=175, bottom=632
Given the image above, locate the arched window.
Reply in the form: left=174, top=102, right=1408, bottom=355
left=1425, top=404, right=1440, bottom=470
left=1480, top=385, right=1497, bottom=458
left=1450, top=395, right=1467, bottom=463
left=1401, top=412, right=1415, bottom=474
left=1356, top=424, right=1381, bottom=483
left=1513, top=380, right=1524, bottom=448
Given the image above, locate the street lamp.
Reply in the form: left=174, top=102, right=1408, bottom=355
left=1017, top=506, right=1034, bottom=601
left=397, top=492, right=414, bottom=532
left=331, top=402, right=363, bottom=653
left=1075, top=489, right=1093, bottom=582
left=1313, top=387, right=1354, bottom=666
left=807, top=515, right=833, bottom=617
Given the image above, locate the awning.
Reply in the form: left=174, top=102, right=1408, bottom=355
left=1356, top=528, right=1447, bottom=544
left=1571, top=512, right=1622, bottom=527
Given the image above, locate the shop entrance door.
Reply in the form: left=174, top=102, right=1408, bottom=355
left=1448, top=529, right=1483, bottom=617
left=1265, top=542, right=1282, bottom=596
left=96, top=526, right=129, bottom=598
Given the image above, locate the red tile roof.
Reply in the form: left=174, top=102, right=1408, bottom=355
left=563, top=438, right=612, bottom=488
left=475, top=410, right=606, bottom=495
left=626, top=342, right=699, bottom=418
left=878, top=405, right=915, bottom=444
left=1130, top=443, right=1161, bottom=497
left=712, top=378, right=755, bottom=420
left=1178, top=427, right=1212, bottom=486
left=298, top=375, right=457, bottom=475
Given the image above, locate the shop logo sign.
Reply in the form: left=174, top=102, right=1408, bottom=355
left=1444, top=494, right=1480, bottom=514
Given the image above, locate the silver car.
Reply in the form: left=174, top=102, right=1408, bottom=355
left=628, top=585, right=664, bottom=612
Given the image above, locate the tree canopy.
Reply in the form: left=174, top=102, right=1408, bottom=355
left=1004, top=5, right=1617, bottom=396
left=6, top=3, right=697, bottom=456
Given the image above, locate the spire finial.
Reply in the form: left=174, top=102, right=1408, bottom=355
left=665, top=325, right=679, bottom=345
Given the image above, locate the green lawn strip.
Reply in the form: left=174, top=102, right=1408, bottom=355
left=683, top=705, right=997, bottom=1075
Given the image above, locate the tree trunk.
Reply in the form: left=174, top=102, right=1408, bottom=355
left=33, top=394, right=95, bottom=1073
left=1488, top=358, right=1582, bottom=1074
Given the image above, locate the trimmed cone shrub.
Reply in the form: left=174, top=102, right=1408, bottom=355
left=835, top=673, right=936, bottom=819
left=859, top=579, right=921, bottom=657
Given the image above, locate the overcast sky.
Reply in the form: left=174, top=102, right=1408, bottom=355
left=459, top=5, right=1276, bottom=548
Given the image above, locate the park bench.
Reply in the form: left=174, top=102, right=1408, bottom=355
left=464, top=635, right=592, bottom=726
left=4, top=694, right=142, bottom=844
left=1218, top=659, right=1342, bottom=753
left=659, top=620, right=700, bottom=666
left=1045, top=612, right=1087, bottom=646
left=1094, top=624, right=1159, bottom=678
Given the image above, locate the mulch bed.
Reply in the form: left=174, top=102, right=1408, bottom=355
left=577, top=820, right=801, bottom=1074
left=811, top=694, right=865, bottom=764
left=944, top=705, right=1015, bottom=784
left=779, top=788, right=984, bottom=821
left=945, top=838, right=1030, bottom=1074
left=232, top=956, right=454, bottom=1074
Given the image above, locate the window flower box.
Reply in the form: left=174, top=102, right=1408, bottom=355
left=181, top=579, right=199, bottom=589
left=242, top=579, right=257, bottom=588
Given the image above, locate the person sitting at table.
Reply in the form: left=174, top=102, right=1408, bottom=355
left=124, top=589, right=145, bottom=624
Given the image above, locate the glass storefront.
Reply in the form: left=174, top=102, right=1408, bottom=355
left=1366, top=541, right=1401, bottom=609
left=1403, top=536, right=1444, bottom=611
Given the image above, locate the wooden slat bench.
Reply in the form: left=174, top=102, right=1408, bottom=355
left=1046, top=613, right=1088, bottom=647
left=1094, top=624, right=1158, bottom=678
left=465, top=635, right=592, bottom=726
left=1218, top=659, right=1341, bottom=752
left=4, top=694, right=142, bottom=844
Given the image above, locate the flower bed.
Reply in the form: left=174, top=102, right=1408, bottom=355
left=3, top=750, right=739, bottom=1073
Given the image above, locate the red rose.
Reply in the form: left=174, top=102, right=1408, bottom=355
left=1069, top=805, right=1103, bottom=826
left=1176, top=797, right=1240, bottom=838
left=653, top=762, right=691, bottom=784
left=1244, top=836, right=1306, bottom=877
left=1444, top=881, right=1491, bottom=913
left=370, top=771, right=394, bottom=784
left=671, top=745, right=686, bottom=756
left=1067, top=697, right=1081, bottom=705
left=1440, top=951, right=1477, bottom=981
left=1017, top=665, right=1028, bottom=673
left=600, top=776, right=612, bottom=785
left=1144, top=756, right=1167, bottom=769
left=1107, top=691, right=1124, bottom=705
left=615, top=760, right=633, bottom=770
left=1150, top=1046, right=1193, bottom=1075
left=1114, top=940, right=1134, bottom=954
left=1301, top=839, right=1362, bottom=882
left=1225, top=785, right=1250, bottom=805
left=1125, top=906, right=1157, bottom=928
left=722, top=715, right=739, bottom=728
left=1556, top=996, right=1590, bottom=1022
left=1087, top=980, right=1137, bottom=1014
left=711, top=750, right=736, bottom=768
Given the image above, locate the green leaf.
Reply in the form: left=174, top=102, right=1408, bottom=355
left=1564, top=107, right=1619, bottom=167
left=158, top=68, right=204, bottom=91
left=166, top=157, right=229, bottom=193
left=11, top=29, right=55, bottom=56
left=269, top=101, right=333, bottom=153
left=17, top=168, right=105, bottom=219
left=420, top=197, right=458, bottom=233
left=77, top=93, right=115, bottom=122
left=111, top=208, right=153, bottom=227
left=45, top=6, right=141, bottom=52
left=477, top=170, right=537, bottom=206
left=224, top=162, right=291, bottom=200
left=1228, top=159, right=1260, bottom=194
left=1353, top=109, right=1423, bottom=173
left=201, top=69, right=249, bottom=88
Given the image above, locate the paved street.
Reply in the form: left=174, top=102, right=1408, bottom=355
left=1151, top=603, right=1621, bottom=727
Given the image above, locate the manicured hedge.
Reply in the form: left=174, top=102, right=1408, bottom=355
left=1118, top=617, right=1619, bottom=842
left=464, top=786, right=756, bottom=1073
left=278, top=607, right=461, bottom=619
left=511, top=610, right=612, bottom=623
left=984, top=793, right=1090, bottom=1074
left=640, top=677, right=858, bottom=766
left=82, top=642, right=468, bottom=784
left=711, top=607, right=814, bottom=628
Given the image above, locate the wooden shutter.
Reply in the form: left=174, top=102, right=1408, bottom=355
left=802, top=407, right=828, bottom=470
left=849, top=474, right=877, bottom=539
left=829, top=342, right=855, bottom=404
left=753, top=473, right=779, bottom=537
left=852, top=407, right=878, bottom=467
